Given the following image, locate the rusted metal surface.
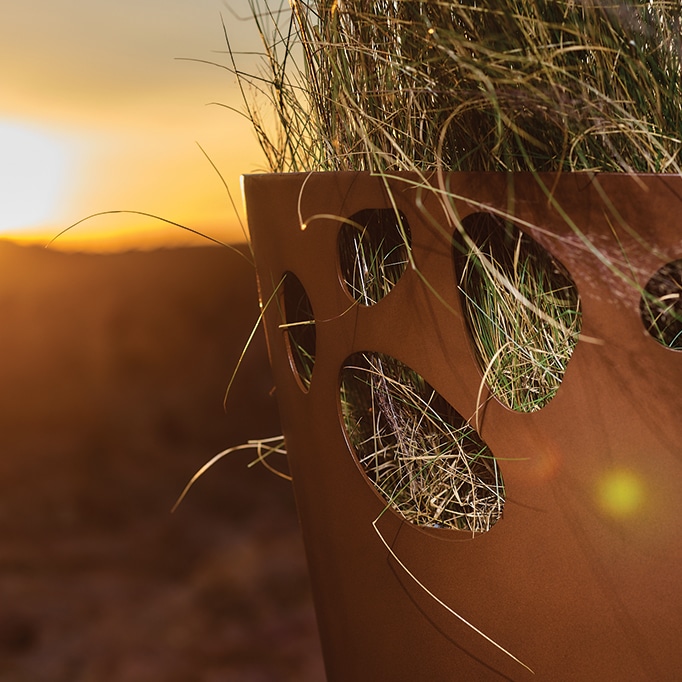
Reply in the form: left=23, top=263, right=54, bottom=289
left=244, top=172, right=682, bottom=681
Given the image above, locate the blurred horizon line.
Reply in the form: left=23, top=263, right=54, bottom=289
left=1, top=222, right=250, bottom=254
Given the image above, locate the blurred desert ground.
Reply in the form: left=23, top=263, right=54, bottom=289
left=0, top=241, right=325, bottom=681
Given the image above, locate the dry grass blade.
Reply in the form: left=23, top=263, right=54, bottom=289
left=172, top=436, right=290, bottom=513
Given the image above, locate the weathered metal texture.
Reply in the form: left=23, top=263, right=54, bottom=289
left=243, top=172, right=682, bottom=681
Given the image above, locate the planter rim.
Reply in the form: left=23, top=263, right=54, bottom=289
left=242, top=169, right=677, bottom=178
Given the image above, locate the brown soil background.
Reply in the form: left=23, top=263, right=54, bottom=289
left=0, top=241, right=325, bottom=681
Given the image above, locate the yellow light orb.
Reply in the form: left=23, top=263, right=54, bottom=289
left=597, top=469, right=645, bottom=520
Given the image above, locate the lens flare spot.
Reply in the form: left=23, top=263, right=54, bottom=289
left=597, top=470, right=645, bottom=519
left=527, top=445, right=561, bottom=483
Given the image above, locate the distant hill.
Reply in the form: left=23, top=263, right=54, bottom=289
left=0, top=241, right=324, bottom=680
left=0, top=240, right=283, bottom=524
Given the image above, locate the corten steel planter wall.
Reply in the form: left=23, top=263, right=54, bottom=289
left=243, top=171, right=682, bottom=681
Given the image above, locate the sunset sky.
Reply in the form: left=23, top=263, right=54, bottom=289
left=1, top=0, right=268, bottom=250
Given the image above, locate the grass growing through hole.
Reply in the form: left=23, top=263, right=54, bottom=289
left=455, top=212, right=582, bottom=412
left=640, top=259, right=682, bottom=350
left=337, top=209, right=410, bottom=305
left=280, top=271, right=317, bottom=388
left=341, top=352, right=504, bottom=533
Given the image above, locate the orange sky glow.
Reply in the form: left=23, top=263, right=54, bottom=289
left=1, top=1, right=269, bottom=251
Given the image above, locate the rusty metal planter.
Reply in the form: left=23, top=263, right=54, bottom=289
left=243, top=171, right=682, bottom=681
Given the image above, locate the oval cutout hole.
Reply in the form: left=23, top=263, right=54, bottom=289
left=338, top=208, right=410, bottom=305
left=282, top=272, right=316, bottom=390
left=640, top=259, right=682, bottom=350
left=340, top=352, right=504, bottom=534
left=453, top=212, right=582, bottom=412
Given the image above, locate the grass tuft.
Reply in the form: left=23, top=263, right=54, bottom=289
left=233, top=0, right=682, bottom=174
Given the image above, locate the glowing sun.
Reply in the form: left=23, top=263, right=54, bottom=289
left=0, top=121, right=72, bottom=233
